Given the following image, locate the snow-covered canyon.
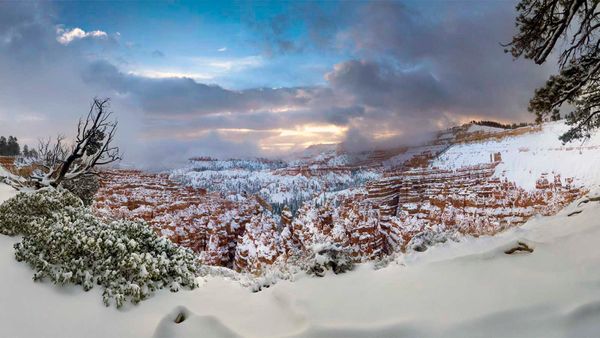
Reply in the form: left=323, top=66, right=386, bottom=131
left=2, top=181, right=600, bottom=337
left=2, top=121, right=600, bottom=337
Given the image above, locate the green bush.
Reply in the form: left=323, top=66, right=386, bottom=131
left=0, top=188, right=82, bottom=236
left=305, top=243, right=354, bottom=277
left=1, top=189, right=200, bottom=307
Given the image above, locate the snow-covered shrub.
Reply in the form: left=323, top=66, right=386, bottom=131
left=246, top=258, right=300, bottom=292
left=406, top=230, right=458, bottom=252
left=14, top=206, right=200, bottom=307
left=0, top=188, right=82, bottom=236
left=61, top=174, right=100, bottom=206
left=305, top=243, right=354, bottom=277
left=199, top=256, right=299, bottom=292
left=1, top=188, right=200, bottom=308
left=372, top=253, right=400, bottom=270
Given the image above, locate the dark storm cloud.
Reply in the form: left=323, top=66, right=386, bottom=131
left=0, top=2, right=61, bottom=63
left=140, top=104, right=365, bottom=139
left=335, top=1, right=556, bottom=148
left=83, top=60, right=315, bottom=117
left=243, top=0, right=556, bottom=150
left=42, top=0, right=556, bottom=157
left=325, top=60, right=450, bottom=116
left=341, top=1, right=555, bottom=120
left=321, top=105, right=365, bottom=125
left=80, top=63, right=382, bottom=146
left=82, top=59, right=366, bottom=134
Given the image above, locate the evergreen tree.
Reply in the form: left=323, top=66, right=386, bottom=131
left=7, top=136, right=20, bottom=155
left=28, top=148, right=38, bottom=159
left=0, top=136, right=20, bottom=156
left=0, top=136, right=6, bottom=155
left=507, top=0, right=600, bottom=143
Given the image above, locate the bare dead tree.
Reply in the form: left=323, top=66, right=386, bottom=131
left=33, top=135, right=70, bottom=180
left=28, top=98, right=122, bottom=188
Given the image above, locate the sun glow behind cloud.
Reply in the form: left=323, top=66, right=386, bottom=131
left=161, top=124, right=348, bottom=153
left=262, top=124, right=348, bottom=151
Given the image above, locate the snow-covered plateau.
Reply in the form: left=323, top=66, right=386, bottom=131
left=433, top=121, right=600, bottom=190
left=2, top=121, right=600, bottom=337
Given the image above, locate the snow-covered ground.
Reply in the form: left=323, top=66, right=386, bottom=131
left=2, top=180, right=600, bottom=337
left=434, top=121, right=600, bottom=190
left=0, top=182, right=16, bottom=206
left=466, top=123, right=506, bottom=133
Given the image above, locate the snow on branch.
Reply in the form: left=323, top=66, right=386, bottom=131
left=27, top=98, right=122, bottom=188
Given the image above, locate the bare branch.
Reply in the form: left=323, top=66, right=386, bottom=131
left=27, top=98, right=122, bottom=189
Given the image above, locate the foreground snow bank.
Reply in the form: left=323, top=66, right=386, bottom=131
left=1, top=181, right=600, bottom=337
left=0, top=183, right=16, bottom=203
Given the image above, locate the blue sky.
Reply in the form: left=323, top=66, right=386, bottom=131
left=53, top=1, right=344, bottom=89
left=0, top=0, right=556, bottom=167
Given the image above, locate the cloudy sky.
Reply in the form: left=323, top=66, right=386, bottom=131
left=0, top=0, right=556, bottom=167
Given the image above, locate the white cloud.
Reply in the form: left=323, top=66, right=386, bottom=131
left=128, top=55, right=264, bottom=84
left=200, top=55, right=263, bottom=71
left=56, top=27, right=108, bottom=45
left=217, top=47, right=227, bottom=52
left=128, top=69, right=214, bottom=81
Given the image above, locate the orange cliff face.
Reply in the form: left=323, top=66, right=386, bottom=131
left=0, top=156, right=40, bottom=178
left=0, top=157, right=14, bottom=169
left=93, top=170, right=278, bottom=271
left=368, top=163, right=582, bottom=247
